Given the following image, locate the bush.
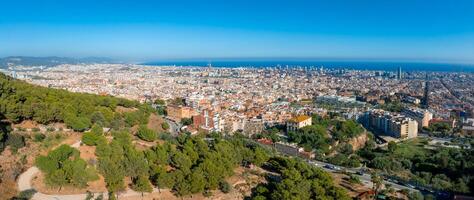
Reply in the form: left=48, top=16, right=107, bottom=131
left=137, top=125, right=156, bottom=142
left=180, top=118, right=192, bottom=126
left=161, top=122, right=170, bottom=130
left=82, top=124, right=105, bottom=146
left=82, top=132, right=100, bottom=146
left=16, top=189, right=37, bottom=200
left=219, top=181, right=231, bottom=193
left=33, top=133, right=46, bottom=142
left=6, top=133, right=26, bottom=152
left=203, top=190, right=213, bottom=197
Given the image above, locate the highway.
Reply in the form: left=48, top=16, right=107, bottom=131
left=306, top=160, right=417, bottom=192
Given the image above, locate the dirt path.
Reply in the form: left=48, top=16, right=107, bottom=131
left=16, top=140, right=164, bottom=200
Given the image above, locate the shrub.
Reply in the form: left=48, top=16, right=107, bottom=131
left=6, top=133, right=26, bottom=152
left=219, top=181, right=231, bottom=193
left=161, top=122, right=170, bottom=130
left=180, top=118, right=192, bottom=126
left=16, top=189, right=37, bottom=200
left=82, top=132, right=99, bottom=146
left=82, top=132, right=106, bottom=146
left=137, top=125, right=156, bottom=142
left=33, top=133, right=46, bottom=142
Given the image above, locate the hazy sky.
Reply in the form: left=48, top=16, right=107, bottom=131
left=1, top=0, right=473, bottom=63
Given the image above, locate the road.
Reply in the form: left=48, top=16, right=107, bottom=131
left=164, top=117, right=181, bottom=136
left=260, top=137, right=419, bottom=193
left=306, top=160, right=417, bottom=192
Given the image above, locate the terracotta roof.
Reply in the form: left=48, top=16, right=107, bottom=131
left=290, top=115, right=311, bottom=123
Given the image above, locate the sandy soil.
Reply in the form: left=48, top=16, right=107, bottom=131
left=31, top=172, right=107, bottom=195
left=116, top=106, right=138, bottom=113
left=147, top=113, right=165, bottom=133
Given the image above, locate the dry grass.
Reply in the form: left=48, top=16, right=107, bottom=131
left=147, top=113, right=165, bottom=133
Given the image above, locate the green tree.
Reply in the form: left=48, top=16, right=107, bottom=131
left=99, top=157, right=125, bottom=197
left=137, top=125, right=156, bottom=142
left=82, top=124, right=105, bottom=146
left=181, top=118, right=192, bottom=126
left=132, top=175, right=153, bottom=196
left=371, top=172, right=383, bottom=199
left=219, top=181, right=231, bottom=193
left=161, top=122, right=170, bottom=130
left=154, top=99, right=166, bottom=105
left=36, top=144, right=97, bottom=189
left=388, top=141, right=398, bottom=153
left=253, top=147, right=269, bottom=166
left=189, top=171, right=206, bottom=194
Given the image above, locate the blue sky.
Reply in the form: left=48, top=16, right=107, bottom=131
left=1, top=0, right=473, bottom=63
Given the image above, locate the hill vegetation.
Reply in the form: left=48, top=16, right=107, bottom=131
left=0, top=73, right=141, bottom=130
left=285, top=114, right=366, bottom=167
left=358, top=138, right=474, bottom=195
left=250, top=157, right=350, bottom=200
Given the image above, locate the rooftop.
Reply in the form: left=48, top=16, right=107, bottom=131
left=290, top=115, right=311, bottom=123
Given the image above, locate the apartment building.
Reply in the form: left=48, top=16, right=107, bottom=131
left=243, top=118, right=264, bottom=137
left=402, top=107, right=433, bottom=129
left=166, top=105, right=195, bottom=122
left=193, top=109, right=221, bottom=132
left=365, top=109, right=418, bottom=138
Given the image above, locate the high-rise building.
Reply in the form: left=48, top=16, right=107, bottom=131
left=422, top=74, right=430, bottom=108
left=397, top=66, right=403, bottom=80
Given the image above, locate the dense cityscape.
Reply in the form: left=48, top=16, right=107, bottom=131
left=4, top=63, right=474, bottom=137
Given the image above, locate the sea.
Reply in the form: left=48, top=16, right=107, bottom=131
left=143, top=60, right=474, bottom=72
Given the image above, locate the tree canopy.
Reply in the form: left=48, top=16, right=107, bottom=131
left=250, top=157, right=350, bottom=200
left=0, top=73, right=142, bottom=131
left=35, top=144, right=98, bottom=189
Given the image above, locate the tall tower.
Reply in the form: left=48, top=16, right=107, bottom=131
left=422, top=73, right=430, bottom=108
left=397, top=66, right=403, bottom=80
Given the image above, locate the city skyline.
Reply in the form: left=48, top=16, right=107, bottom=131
left=1, top=0, right=474, bottom=63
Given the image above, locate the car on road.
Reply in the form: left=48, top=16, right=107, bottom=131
left=324, top=164, right=334, bottom=170
left=324, top=164, right=341, bottom=171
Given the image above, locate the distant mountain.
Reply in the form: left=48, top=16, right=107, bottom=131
left=0, top=56, right=119, bottom=68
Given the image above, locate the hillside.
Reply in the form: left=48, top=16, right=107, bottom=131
left=0, top=73, right=140, bottom=129
left=0, top=72, right=150, bottom=154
